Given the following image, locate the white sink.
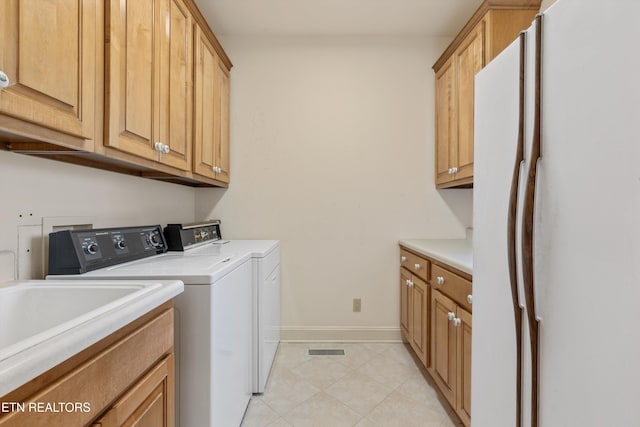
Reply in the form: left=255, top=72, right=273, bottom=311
left=0, top=279, right=183, bottom=397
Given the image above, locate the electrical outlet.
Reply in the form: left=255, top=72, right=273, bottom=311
left=353, top=298, right=361, bottom=313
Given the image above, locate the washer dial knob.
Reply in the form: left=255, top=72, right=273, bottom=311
left=86, top=242, right=99, bottom=255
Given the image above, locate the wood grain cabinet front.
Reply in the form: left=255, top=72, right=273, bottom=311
left=431, top=289, right=472, bottom=427
left=399, top=249, right=431, bottom=368
left=91, top=354, right=174, bottom=427
left=0, top=0, right=99, bottom=150
left=433, top=1, right=540, bottom=188
left=105, top=0, right=192, bottom=171
left=193, top=26, right=231, bottom=184
left=0, top=0, right=232, bottom=187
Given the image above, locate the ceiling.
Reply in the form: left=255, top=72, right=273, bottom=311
left=194, top=0, right=484, bottom=37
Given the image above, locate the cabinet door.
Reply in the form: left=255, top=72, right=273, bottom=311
left=214, top=58, right=231, bottom=183
left=158, top=0, right=192, bottom=170
left=435, top=56, right=456, bottom=186
left=193, top=27, right=217, bottom=179
left=400, top=269, right=411, bottom=342
left=456, top=307, right=472, bottom=427
left=453, top=22, right=485, bottom=182
left=105, top=0, right=160, bottom=161
left=431, top=290, right=457, bottom=407
left=410, top=275, right=429, bottom=367
left=0, top=0, right=97, bottom=147
left=92, top=354, right=175, bottom=427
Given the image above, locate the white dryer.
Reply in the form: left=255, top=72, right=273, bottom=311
left=164, top=222, right=280, bottom=394
left=47, top=225, right=253, bottom=427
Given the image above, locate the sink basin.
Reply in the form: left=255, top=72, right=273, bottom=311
left=0, top=282, right=159, bottom=362
left=0, top=279, right=183, bottom=397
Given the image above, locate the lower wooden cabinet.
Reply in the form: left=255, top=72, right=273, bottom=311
left=399, top=245, right=472, bottom=427
left=431, top=289, right=458, bottom=404
left=456, top=307, right=472, bottom=426
left=92, top=354, right=174, bottom=427
left=400, top=251, right=430, bottom=367
left=431, top=290, right=472, bottom=427
left=0, top=303, right=175, bottom=427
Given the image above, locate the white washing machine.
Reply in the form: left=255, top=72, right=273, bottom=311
left=47, top=225, right=253, bottom=427
left=164, top=223, right=280, bottom=394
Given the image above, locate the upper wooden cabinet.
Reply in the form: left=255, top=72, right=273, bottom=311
left=0, top=0, right=232, bottom=187
left=0, top=0, right=98, bottom=150
left=105, top=0, right=192, bottom=171
left=433, top=1, right=539, bottom=188
left=193, top=27, right=231, bottom=184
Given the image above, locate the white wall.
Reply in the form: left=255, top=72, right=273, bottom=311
left=195, top=36, right=473, bottom=341
left=0, top=150, right=195, bottom=282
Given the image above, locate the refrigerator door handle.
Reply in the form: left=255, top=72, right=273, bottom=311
left=521, top=14, right=543, bottom=427
left=507, top=30, right=527, bottom=427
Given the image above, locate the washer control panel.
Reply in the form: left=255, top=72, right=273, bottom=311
left=164, top=221, right=222, bottom=251
left=48, top=225, right=167, bottom=275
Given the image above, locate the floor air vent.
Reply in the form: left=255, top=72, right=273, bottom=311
left=307, top=349, right=345, bottom=356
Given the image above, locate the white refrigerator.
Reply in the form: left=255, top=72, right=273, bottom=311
left=473, top=1, right=640, bottom=426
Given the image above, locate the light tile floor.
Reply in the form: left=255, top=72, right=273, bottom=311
left=241, top=342, right=464, bottom=427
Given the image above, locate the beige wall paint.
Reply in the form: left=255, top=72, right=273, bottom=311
left=195, top=36, right=473, bottom=340
left=540, top=0, right=558, bottom=11
left=0, top=151, right=195, bottom=281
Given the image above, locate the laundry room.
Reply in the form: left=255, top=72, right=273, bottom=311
left=2, top=0, right=639, bottom=426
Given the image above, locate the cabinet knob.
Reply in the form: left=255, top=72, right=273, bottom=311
left=154, top=142, right=164, bottom=152
left=447, top=168, right=453, bottom=174
left=447, top=312, right=455, bottom=321
left=414, top=263, right=421, bottom=270
left=405, top=279, right=411, bottom=286
left=436, top=276, right=445, bottom=285
left=452, top=167, right=458, bottom=174
left=467, top=294, right=473, bottom=304
left=0, top=71, right=9, bottom=88
left=162, top=144, right=170, bottom=154
left=401, top=256, right=407, bottom=263
left=453, top=318, right=461, bottom=327
left=409, top=280, right=414, bottom=288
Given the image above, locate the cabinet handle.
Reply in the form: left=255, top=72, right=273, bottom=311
left=454, top=167, right=459, bottom=174
left=401, top=256, right=407, bottom=263
left=447, top=312, right=455, bottom=321
left=154, top=142, right=164, bottom=152
left=414, top=263, right=421, bottom=270
left=0, top=71, right=9, bottom=88
left=453, top=318, right=461, bottom=327
left=405, top=279, right=411, bottom=286
left=467, top=294, right=473, bottom=304
left=409, top=280, right=414, bottom=288
left=162, top=144, right=170, bottom=154
left=447, top=168, right=453, bottom=175
left=436, top=276, right=445, bottom=285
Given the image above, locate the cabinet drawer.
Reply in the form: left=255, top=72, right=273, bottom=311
left=432, top=265, right=472, bottom=312
left=400, top=249, right=430, bottom=282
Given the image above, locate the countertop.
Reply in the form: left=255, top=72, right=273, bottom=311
left=0, top=279, right=183, bottom=397
left=399, top=238, right=473, bottom=275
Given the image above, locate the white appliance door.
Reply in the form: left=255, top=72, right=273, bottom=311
left=259, top=263, right=280, bottom=392
left=534, top=0, right=640, bottom=425
left=472, top=36, right=524, bottom=427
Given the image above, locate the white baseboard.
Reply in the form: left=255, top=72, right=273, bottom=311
left=280, top=326, right=403, bottom=342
